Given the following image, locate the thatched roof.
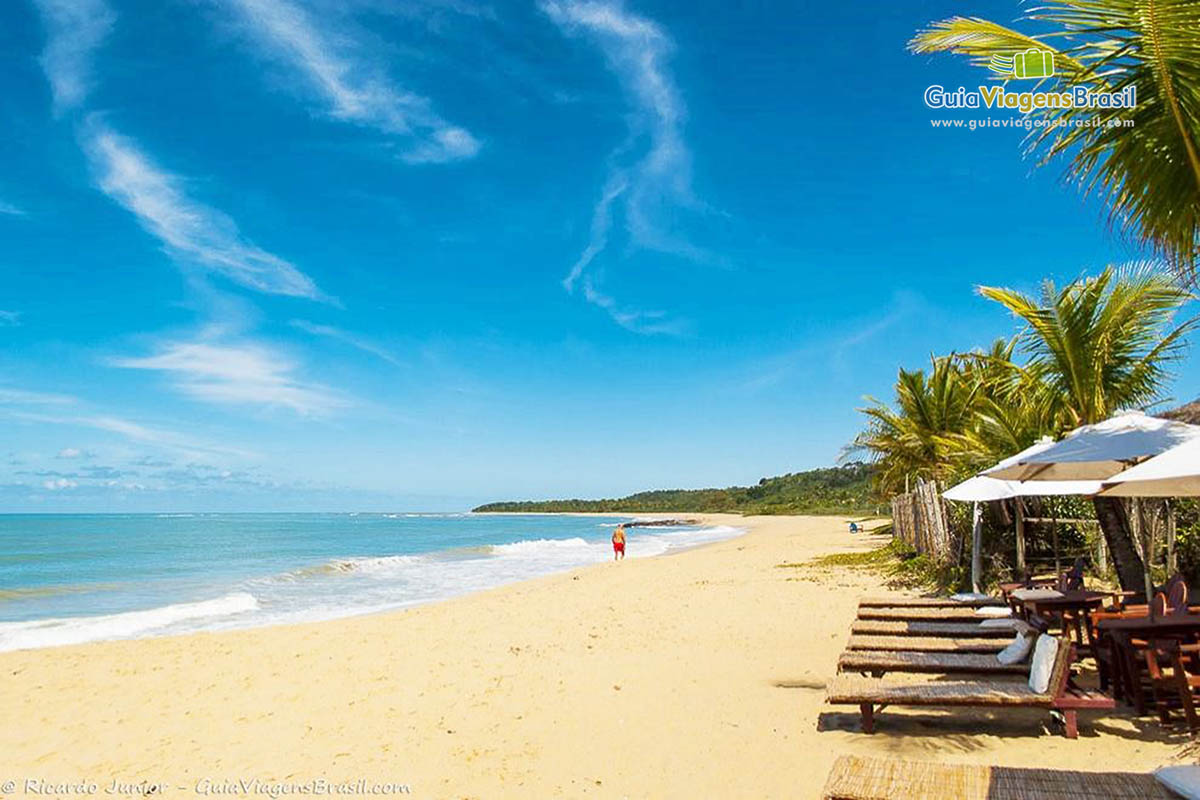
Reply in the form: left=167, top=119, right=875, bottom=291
left=1158, top=401, right=1200, bottom=425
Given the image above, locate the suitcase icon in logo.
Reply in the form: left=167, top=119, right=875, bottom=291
left=1013, top=49, right=1054, bottom=79
left=988, top=49, right=1054, bottom=79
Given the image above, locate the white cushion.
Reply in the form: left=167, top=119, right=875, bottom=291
left=1027, top=634, right=1059, bottom=694
left=974, top=606, right=1013, bottom=618
left=979, top=617, right=1020, bottom=628
left=951, top=592, right=993, bottom=602
left=1011, top=588, right=1064, bottom=601
left=1155, top=766, right=1200, bottom=800
left=996, top=632, right=1036, bottom=665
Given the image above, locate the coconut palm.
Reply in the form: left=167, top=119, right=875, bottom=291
left=910, top=1, right=1200, bottom=275
left=980, top=266, right=1196, bottom=425
left=979, top=265, right=1198, bottom=590
left=853, top=355, right=985, bottom=494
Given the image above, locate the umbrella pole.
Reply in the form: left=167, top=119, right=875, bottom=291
left=971, top=502, right=983, bottom=594
left=1014, top=499, right=1026, bottom=580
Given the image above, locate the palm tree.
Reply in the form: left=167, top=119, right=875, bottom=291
left=910, top=2, right=1200, bottom=276
left=980, top=265, right=1197, bottom=590
left=954, top=338, right=1057, bottom=468
left=853, top=355, right=984, bottom=494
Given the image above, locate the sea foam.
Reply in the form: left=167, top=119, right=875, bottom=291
left=0, top=592, right=259, bottom=651
left=0, top=517, right=744, bottom=652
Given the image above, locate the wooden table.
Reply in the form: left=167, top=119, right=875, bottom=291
left=1017, top=590, right=1111, bottom=652
left=1096, top=614, right=1200, bottom=714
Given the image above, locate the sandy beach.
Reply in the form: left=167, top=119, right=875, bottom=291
left=0, top=514, right=1191, bottom=799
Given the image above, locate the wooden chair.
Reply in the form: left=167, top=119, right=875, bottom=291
left=1140, top=589, right=1200, bottom=730
left=1094, top=586, right=1194, bottom=714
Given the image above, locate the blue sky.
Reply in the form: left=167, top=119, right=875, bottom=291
left=0, top=0, right=1188, bottom=512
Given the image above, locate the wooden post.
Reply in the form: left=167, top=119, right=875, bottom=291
left=1146, top=500, right=1160, bottom=587
left=1167, top=500, right=1178, bottom=576
left=1051, top=499, right=1061, bottom=577
left=1014, top=498, right=1027, bottom=579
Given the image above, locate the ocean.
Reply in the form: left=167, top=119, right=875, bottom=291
left=0, top=513, right=742, bottom=652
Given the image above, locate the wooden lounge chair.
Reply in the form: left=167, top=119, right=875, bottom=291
left=837, top=649, right=1028, bottom=677
left=845, top=635, right=1007, bottom=653
left=859, top=596, right=1004, bottom=609
left=826, top=637, right=1113, bottom=738
left=858, top=606, right=1001, bottom=622
left=822, top=755, right=1177, bottom=800
left=850, top=620, right=1017, bottom=638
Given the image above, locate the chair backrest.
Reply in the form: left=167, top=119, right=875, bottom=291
left=1045, top=636, right=1074, bottom=700
left=1062, top=558, right=1086, bottom=592
left=1166, top=576, right=1189, bottom=615
left=1151, top=591, right=1168, bottom=619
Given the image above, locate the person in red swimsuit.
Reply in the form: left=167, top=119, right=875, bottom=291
left=612, top=524, right=626, bottom=561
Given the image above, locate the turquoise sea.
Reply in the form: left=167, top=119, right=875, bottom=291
left=0, top=513, right=741, bottom=651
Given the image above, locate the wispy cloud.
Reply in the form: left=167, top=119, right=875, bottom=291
left=112, top=338, right=347, bottom=416
left=579, top=278, right=687, bottom=335
left=544, top=0, right=708, bottom=332
left=81, top=120, right=326, bottom=301
left=220, top=0, right=481, bottom=164
left=5, top=408, right=251, bottom=458
left=0, top=201, right=27, bottom=217
left=0, top=387, right=76, bottom=406
left=31, top=0, right=115, bottom=113
left=0, top=311, right=20, bottom=327
left=290, top=320, right=405, bottom=367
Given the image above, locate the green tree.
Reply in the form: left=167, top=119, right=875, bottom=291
left=911, top=1, right=1200, bottom=275
left=980, top=266, right=1197, bottom=591
left=852, top=355, right=984, bottom=495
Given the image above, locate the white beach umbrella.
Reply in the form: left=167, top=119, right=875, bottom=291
left=944, top=474, right=1102, bottom=591
left=943, top=475, right=1017, bottom=502
left=983, top=412, right=1200, bottom=481
left=943, top=474, right=1102, bottom=501
left=1099, top=437, right=1200, bottom=497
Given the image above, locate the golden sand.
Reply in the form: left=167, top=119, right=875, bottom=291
left=0, top=514, right=1189, bottom=798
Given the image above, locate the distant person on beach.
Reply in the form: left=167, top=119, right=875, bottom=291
left=612, top=525, right=626, bottom=561
left=849, top=522, right=859, bottom=534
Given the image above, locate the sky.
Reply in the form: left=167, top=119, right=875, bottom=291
left=0, top=0, right=1190, bottom=512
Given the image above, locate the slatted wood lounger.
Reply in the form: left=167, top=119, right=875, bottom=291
left=822, top=755, right=1176, bottom=800
left=858, top=596, right=1005, bottom=608
left=858, top=606, right=1004, bottom=622
left=845, top=635, right=1007, bottom=653
left=850, top=620, right=1017, bottom=638
left=837, top=650, right=1029, bottom=677
left=826, top=638, right=1114, bottom=738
